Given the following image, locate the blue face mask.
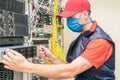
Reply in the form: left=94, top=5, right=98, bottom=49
left=67, top=18, right=84, bottom=32
left=67, top=13, right=92, bottom=33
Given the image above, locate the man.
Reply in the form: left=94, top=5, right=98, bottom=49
left=2, top=0, right=115, bottom=80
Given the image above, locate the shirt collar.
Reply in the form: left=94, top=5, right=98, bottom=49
left=89, top=21, right=97, bottom=32
left=82, top=21, right=97, bottom=37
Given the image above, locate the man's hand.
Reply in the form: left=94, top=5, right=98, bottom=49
left=38, top=45, right=66, bottom=64
left=2, top=49, right=29, bottom=72
left=38, top=45, right=55, bottom=62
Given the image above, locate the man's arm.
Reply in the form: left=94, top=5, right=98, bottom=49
left=3, top=50, right=92, bottom=79
left=24, top=56, right=92, bottom=78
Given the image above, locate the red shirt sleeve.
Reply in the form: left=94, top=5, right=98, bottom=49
left=81, top=38, right=113, bottom=69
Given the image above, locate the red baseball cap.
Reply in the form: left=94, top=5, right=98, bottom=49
left=57, top=0, right=91, bottom=18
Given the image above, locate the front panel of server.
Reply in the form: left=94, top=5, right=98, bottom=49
left=0, top=63, right=14, bottom=80
left=0, top=0, right=28, bottom=37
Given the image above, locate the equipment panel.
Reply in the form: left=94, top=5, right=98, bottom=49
left=0, top=45, right=37, bottom=63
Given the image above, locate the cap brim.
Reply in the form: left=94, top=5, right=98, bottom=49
left=57, top=11, right=78, bottom=18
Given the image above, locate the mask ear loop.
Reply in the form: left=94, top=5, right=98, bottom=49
left=77, top=12, right=83, bottom=24
left=78, top=11, right=92, bottom=25
left=89, top=11, right=93, bottom=22
left=84, top=18, right=92, bottom=25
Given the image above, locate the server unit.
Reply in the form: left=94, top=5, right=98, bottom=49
left=0, top=0, right=31, bottom=80
left=0, top=36, right=24, bottom=46
left=0, top=63, right=29, bottom=80
left=0, top=0, right=27, bottom=37
left=0, top=9, right=28, bottom=47
left=14, top=0, right=25, bottom=14
left=0, top=45, right=37, bottom=61
left=0, top=63, right=14, bottom=80
left=0, top=0, right=25, bottom=14
left=0, top=10, right=28, bottom=37
left=0, top=0, right=7, bottom=10
left=0, top=45, right=37, bottom=80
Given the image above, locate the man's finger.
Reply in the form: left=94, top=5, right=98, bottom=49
left=4, top=65, right=11, bottom=70
left=9, top=49, right=21, bottom=56
left=39, top=45, right=46, bottom=51
left=2, top=60, right=10, bottom=66
left=39, top=53, right=45, bottom=57
left=6, top=51, right=16, bottom=59
left=2, top=55, right=11, bottom=62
